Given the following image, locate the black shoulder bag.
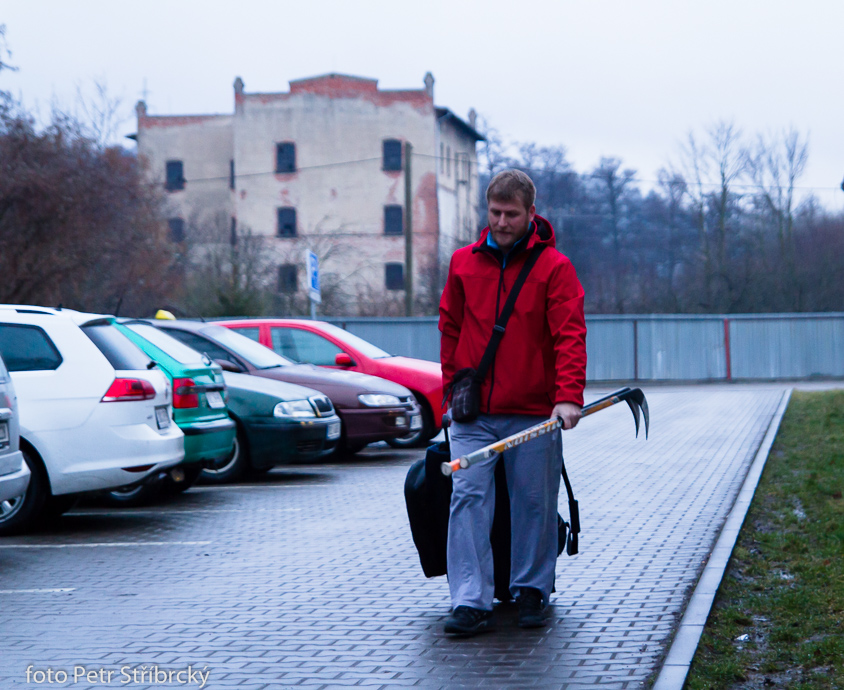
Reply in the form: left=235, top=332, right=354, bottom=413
left=449, top=245, right=545, bottom=423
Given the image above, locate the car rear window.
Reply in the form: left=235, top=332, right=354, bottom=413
left=271, top=327, right=344, bottom=365
left=200, top=326, right=292, bottom=369
left=125, top=323, right=206, bottom=365
left=82, top=323, right=152, bottom=371
left=319, top=324, right=391, bottom=359
left=230, top=326, right=261, bottom=343
left=158, top=328, right=243, bottom=369
left=0, top=324, right=63, bottom=372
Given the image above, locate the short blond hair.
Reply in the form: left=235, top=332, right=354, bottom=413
left=486, top=169, right=536, bottom=210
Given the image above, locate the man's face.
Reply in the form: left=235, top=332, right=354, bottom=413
left=488, top=197, right=536, bottom=253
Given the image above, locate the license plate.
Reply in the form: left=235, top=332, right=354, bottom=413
left=327, top=420, right=341, bottom=441
left=0, top=421, right=7, bottom=446
left=206, top=390, right=225, bottom=409
left=155, top=406, right=171, bottom=430
left=410, top=414, right=423, bottom=430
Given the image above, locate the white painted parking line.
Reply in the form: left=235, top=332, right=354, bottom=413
left=0, top=541, right=212, bottom=549
left=67, top=508, right=302, bottom=516
left=190, top=484, right=303, bottom=490
left=0, top=588, right=76, bottom=594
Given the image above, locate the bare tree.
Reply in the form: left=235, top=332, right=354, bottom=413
left=177, top=214, right=276, bottom=317
left=75, top=78, right=127, bottom=149
left=745, top=128, right=809, bottom=308
left=474, top=114, right=512, bottom=181
left=268, top=233, right=358, bottom=317
left=0, top=24, right=17, bottom=74
left=647, top=168, right=691, bottom=311
left=589, top=157, right=637, bottom=312
left=673, top=121, right=747, bottom=310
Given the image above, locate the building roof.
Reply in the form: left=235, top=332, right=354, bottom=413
left=436, top=107, right=485, bottom=142
left=289, top=73, right=380, bottom=93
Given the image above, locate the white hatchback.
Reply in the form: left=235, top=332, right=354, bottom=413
left=0, top=307, right=184, bottom=534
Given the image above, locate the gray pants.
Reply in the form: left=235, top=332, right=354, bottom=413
left=447, top=414, right=563, bottom=610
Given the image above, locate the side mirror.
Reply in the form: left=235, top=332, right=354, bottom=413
left=214, top=358, right=242, bottom=373
left=335, top=353, right=354, bottom=367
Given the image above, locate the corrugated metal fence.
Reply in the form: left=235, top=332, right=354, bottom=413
left=325, top=313, right=844, bottom=382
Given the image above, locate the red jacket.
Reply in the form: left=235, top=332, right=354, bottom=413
left=439, top=215, right=586, bottom=415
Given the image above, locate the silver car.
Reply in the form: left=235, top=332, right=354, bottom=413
left=0, top=352, right=30, bottom=515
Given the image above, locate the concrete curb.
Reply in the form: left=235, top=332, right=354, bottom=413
left=652, top=387, right=793, bottom=690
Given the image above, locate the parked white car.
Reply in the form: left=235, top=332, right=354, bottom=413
left=0, top=306, right=184, bottom=535
left=0, top=352, right=30, bottom=510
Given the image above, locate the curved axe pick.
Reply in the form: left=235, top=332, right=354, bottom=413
left=621, top=388, right=649, bottom=439
left=581, top=386, right=650, bottom=438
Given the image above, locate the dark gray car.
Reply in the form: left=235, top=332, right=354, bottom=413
left=0, top=352, right=31, bottom=516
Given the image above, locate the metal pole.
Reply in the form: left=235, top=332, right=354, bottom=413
left=404, top=141, right=414, bottom=317
left=724, top=318, right=732, bottom=381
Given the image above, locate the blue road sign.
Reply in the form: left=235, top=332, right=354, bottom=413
left=306, top=251, right=321, bottom=304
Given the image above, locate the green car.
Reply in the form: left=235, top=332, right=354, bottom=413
left=108, top=320, right=236, bottom=503
left=212, top=371, right=342, bottom=483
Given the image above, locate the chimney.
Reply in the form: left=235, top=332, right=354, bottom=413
left=234, top=76, right=245, bottom=114
left=468, top=108, right=477, bottom=129
left=424, top=72, right=434, bottom=99
left=135, top=100, right=147, bottom=119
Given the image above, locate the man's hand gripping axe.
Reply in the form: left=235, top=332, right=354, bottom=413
left=441, top=387, right=649, bottom=477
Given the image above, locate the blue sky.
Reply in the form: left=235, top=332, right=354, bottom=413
left=3, top=0, right=842, bottom=209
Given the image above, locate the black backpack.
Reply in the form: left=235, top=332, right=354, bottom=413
left=404, top=428, right=577, bottom=602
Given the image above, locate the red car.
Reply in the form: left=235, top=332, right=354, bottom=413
left=215, top=319, right=444, bottom=447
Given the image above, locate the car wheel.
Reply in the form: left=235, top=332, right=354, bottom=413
left=166, top=464, right=204, bottom=494
left=100, top=479, right=163, bottom=508
left=200, top=426, right=248, bottom=484
left=329, top=422, right=365, bottom=459
left=42, top=494, right=77, bottom=518
left=0, top=449, right=48, bottom=536
left=386, top=403, right=434, bottom=449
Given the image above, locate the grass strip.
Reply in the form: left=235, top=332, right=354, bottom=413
left=685, top=390, right=844, bottom=689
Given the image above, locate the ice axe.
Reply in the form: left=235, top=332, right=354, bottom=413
left=442, top=387, right=649, bottom=476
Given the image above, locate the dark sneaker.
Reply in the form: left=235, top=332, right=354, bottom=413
left=517, top=588, right=547, bottom=629
left=444, top=606, right=495, bottom=636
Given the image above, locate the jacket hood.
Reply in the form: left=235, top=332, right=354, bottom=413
left=472, top=214, right=556, bottom=255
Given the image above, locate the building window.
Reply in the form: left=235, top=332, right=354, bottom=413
left=277, top=207, right=297, bottom=237
left=276, top=142, right=296, bottom=173
left=446, top=147, right=451, bottom=176
left=456, top=153, right=467, bottom=182
left=168, top=218, right=185, bottom=243
left=165, top=160, right=185, bottom=191
left=385, top=263, right=404, bottom=291
left=440, top=143, right=445, bottom=173
left=230, top=217, right=237, bottom=246
left=229, top=159, right=235, bottom=190
left=384, top=205, right=403, bottom=235
left=278, top=264, right=298, bottom=293
left=383, top=139, right=402, bottom=171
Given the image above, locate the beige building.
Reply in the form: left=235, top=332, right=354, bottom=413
left=134, top=73, right=483, bottom=315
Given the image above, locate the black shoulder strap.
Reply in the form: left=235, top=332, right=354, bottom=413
left=561, top=457, right=580, bottom=555
left=475, top=245, right=545, bottom=381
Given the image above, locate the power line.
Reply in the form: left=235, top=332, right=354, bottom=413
left=169, top=151, right=842, bottom=194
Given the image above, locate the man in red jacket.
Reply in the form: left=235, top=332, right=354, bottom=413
left=439, top=169, right=586, bottom=636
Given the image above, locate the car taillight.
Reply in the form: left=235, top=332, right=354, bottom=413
left=172, top=378, right=199, bottom=409
left=102, top=378, right=156, bottom=402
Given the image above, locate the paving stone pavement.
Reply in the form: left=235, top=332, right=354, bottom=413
left=0, top=385, right=786, bottom=689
